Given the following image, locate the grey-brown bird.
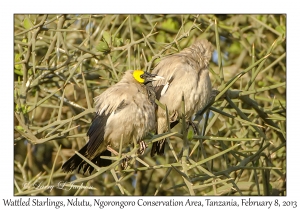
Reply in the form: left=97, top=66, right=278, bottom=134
left=62, top=70, right=163, bottom=174
left=151, top=39, right=213, bottom=156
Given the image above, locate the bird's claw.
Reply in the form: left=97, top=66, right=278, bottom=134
left=138, top=140, right=148, bottom=155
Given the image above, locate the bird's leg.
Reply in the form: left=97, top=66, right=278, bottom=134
left=138, top=140, right=148, bottom=155
left=106, top=146, right=131, bottom=169
left=106, top=146, right=119, bottom=156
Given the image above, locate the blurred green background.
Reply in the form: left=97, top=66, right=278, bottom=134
left=14, top=14, right=286, bottom=196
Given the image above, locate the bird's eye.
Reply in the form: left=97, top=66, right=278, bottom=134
left=140, top=74, right=144, bottom=79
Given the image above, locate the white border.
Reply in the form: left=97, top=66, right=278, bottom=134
left=3, top=1, right=297, bottom=209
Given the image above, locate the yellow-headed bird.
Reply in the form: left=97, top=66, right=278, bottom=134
left=62, top=70, right=163, bottom=174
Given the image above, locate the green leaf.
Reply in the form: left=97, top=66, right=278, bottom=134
left=102, top=31, right=111, bottom=45
left=134, top=16, right=141, bottom=24
left=161, top=18, right=178, bottom=31
left=183, top=21, right=193, bottom=32
left=15, top=126, right=25, bottom=132
left=257, top=81, right=265, bottom=87
left=228, top=41, right=242, bottom=54
left=14, top=70, right=23, bottom=76
left=96, top=40, right=110, bottom=54
left=16, top=104, right=30, bottom=114
left=23, top=17, right=33, bottom=29
left=187, top=127, right=194, bottom=141
left=275, top=25, right=285, bottom=35
left=156, top=31, right=166, bottom=43
left=14, top=54, right=22, bottom=71
left=113, top=37, right=123, bottom=47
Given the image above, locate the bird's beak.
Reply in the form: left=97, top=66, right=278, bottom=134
left=151, top=75, right=164, bottom=81
left=143, top=72, right=164, bottom=83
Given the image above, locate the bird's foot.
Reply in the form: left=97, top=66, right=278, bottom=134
left=121, top=156, right=132, bottom=169
left=138, top=140, right=148, bottom=155
left=106, top=145, right=132, bottom=169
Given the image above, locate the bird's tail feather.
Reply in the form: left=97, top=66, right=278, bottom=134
left=151, top=120, right=179, bottom=156
left=61, top=144, right=88, bottom=173
left=80, top=150, right=111, bottom=174
left=61, top=145, right=111, bottom=174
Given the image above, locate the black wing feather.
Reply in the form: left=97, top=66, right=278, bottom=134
left=62, top=101, right=130, bottom=174
left=62, top=112, right=110, bottom=174
left=86, top=112, right=109, bottom=156
left=154, top=85, right=164, bottom=101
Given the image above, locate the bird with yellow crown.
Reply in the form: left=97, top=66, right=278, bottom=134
left=62, top=70, right=163, bottom=174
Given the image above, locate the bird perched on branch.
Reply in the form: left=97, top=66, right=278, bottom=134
left=151, top=39, right=213, bottom=156
left=62, top=70, right=164, bottom=174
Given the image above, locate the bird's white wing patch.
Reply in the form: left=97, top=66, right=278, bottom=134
left=99, top=104, right=108, bottom=115
left=161, top=82, right=169, bottom=96
left=160, top=75, right=175, bottom=96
